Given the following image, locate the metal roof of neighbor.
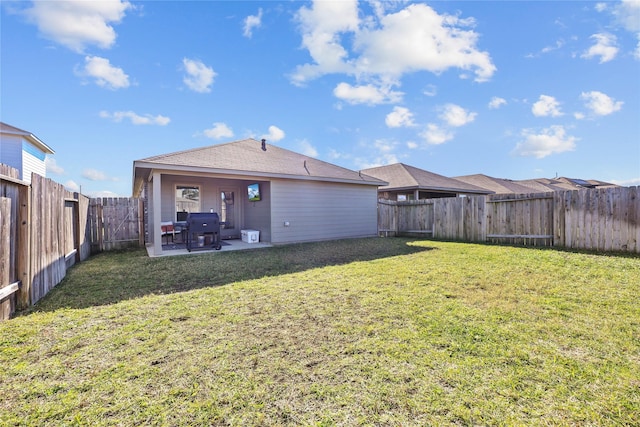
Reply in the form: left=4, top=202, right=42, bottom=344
left=0, top=122, right=55, bottom=154
left=361, top=163, right=491, bottom=194
left=133, top=138, right=387, bottom=196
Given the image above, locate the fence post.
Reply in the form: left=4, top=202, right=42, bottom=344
left=17, top=184, right=31, bottom=310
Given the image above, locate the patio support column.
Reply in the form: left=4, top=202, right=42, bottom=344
left=414, top=189, right=419, bottom=200
left=152, top=171, right=163, bottom=256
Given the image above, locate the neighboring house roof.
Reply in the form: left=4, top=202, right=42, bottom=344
left=516, top=178, right=585, bottom=192
left=360, top=163, right=491, bottom=195
left=554, top=177, right=617, bottom=189
left=133, top=138, right=386, bottom=196
left=454, top=174, right=539, bottom=195
left=0, top=122, right=55, bottom=154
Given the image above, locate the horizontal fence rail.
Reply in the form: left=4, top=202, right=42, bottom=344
left=378, top=186, right=639, bottom=253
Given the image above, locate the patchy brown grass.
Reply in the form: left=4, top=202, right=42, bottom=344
left=1, top=238, right=639, bottom=425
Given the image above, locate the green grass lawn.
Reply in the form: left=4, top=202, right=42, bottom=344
left=1, top=238, right=639, bottom=426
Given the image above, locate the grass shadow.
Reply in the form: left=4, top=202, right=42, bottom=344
left=22, top=237, right=435, bottom=313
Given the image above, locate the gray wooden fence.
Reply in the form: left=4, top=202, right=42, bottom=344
left=378, top=186, right=640, bottom=253
left=1, top=165, right=143, bottom=320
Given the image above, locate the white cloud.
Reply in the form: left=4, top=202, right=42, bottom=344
left=291, top=1, right=495, bottom=87
left=291, top=0, right=359, bottom=85
left=354, top=138, right=401, bottom=169
left=489, top=96, right=507, bottom=109
left=243, top=8, right=263, bottom=38
left=23, top=0, right=132, bottom=52
left=512, top=125, right=577, bottom=159
left=203, top=122, right=234, bottom=139
left=64, top=180, right=80, bottom=192
left=541, top=39, right=565, bottom=54
left=423, top=84, right=437, bottom=97
left=612, top=0, right=640, bottom=59
left=582, top=33, right=619, bottom=63
left=79, top=56, right=129, bottom=89
left=420, top=123, right=453, bottom=145
left=45, top=157, right=64, bottom=175
left=611, top=177, right=640, bottom=186
left=613, top=0, right=640, bottom=32
left=99, top=110, right=170, bottom=125
left=261, top=125, right=285, bottom=142
left=354, top=4, right=496, bottom=82
left=82, top=169, right=108, bottom=181
left=580, top=91, right=623, bottom=116
left=333, top=82, right=403, bottom=105
left=385, top=106, right=415, bottom=128
left=298, top=139, right=318, bottom=157
left=595, top=3, right=608, bottom=13
left=182, top=58, right=216, bottom=93
left=439, top=104, right=477, bottom=127
left=532, top=95, right=563, bottom=117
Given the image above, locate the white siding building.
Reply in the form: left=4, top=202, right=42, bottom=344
left=0, top=122, right=55, bottom=184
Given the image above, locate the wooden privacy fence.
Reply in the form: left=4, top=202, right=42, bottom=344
left=89, top=197, right=143, bottom=253
left=378, top=186, right=640, bottom=253
left=1, top=165, right=143, bottom=320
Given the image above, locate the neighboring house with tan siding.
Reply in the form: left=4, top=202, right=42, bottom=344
left=0, top=122, right=55, bottom=184
left=132, top=139, right=386, bottom=256
left=361, top=163, right=491, bottom=201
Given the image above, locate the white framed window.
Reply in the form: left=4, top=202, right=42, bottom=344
left=175, top=185, right=201, bottom=219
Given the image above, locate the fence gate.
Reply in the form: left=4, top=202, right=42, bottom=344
left=89, top=198, right=143, bottom=253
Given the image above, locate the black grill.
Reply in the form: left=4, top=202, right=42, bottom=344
left=185, top=212, right=222, bottom=251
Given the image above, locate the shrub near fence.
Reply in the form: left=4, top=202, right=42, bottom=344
left=378, top=186, right=640, bottom=253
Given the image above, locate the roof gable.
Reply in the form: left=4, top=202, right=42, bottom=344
left=361, top=163, right=490, bottom=194
left=0, top=122, right=55, bottom=154
left=134, top=139, right=386, bottom=190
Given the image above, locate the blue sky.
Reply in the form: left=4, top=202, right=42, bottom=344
left=2, top=0, right=639, bottom=197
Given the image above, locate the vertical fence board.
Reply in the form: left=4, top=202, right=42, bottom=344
left=2, top=165, right=143, bottom=319
left=1, top=197, right=13, bottom=320
left=380, top=187, right=639, bottom=253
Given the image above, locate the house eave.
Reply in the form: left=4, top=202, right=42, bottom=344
left=1, top=127, right=55, bottom=154
left=132, top=161, right=385, bottom=196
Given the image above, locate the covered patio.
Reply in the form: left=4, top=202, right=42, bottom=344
left=147, top=237, right=272, bottom=257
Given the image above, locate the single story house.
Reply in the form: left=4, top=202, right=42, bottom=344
left=360, top=163, right=491, bottom=201
left=0, top=122, right=55, bottom=184
left=132, top=139, right=386, bottom=256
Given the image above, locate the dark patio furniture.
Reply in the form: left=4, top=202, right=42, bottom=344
left=185, top=212, right=222, bottom=251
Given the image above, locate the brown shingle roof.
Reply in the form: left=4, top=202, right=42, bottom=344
left=133, top=139, right=385, bottom=193
left=453, top=174, right=536, bottom=195
left=361, top=163, right=490, bottom=194
left=515, top=178, right=579, bottom=192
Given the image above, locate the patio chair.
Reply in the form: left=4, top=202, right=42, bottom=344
left=161, top=221, right=175, bottom=244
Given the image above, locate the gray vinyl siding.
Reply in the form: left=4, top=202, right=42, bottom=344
left=270, top=179, right=378, bottom=244
left=243, top=181, right=271, bottom=242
